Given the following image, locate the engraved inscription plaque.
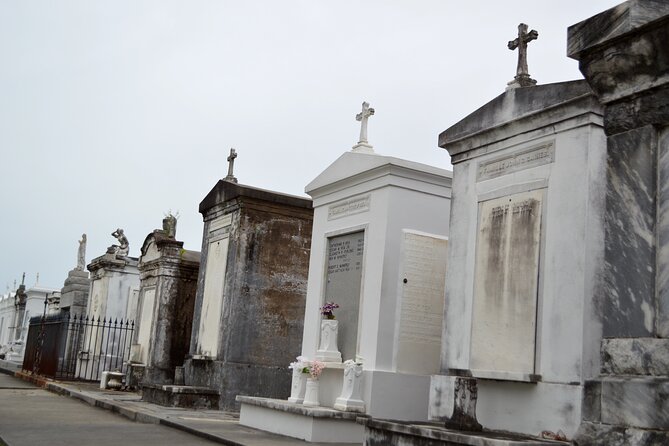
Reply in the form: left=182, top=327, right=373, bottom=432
left=328, top=195, right=371, bottom=221
left=477, top=142, right=554, bottom=181
left=470, top=189, right=543, bottom=376
left=323, top=231, right=364, bottom=362
left=197, top=237, right=230, bottom=357
left=397, top=232, right=448, bottom=375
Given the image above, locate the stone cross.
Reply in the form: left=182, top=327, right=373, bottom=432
left=356, top=102, right=375, bottom=144
left=225, top=148, right=238, bottom=183
left=507, top=23, right=538, bottom=89
left=352, top=102, right=375, bottom=153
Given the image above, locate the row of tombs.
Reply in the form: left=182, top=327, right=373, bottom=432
left=18, top=3, right=669, bottom=445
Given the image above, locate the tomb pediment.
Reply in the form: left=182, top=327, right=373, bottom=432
left=439, top=80, right=600, bottom=161
left=305, top=151, right=451, bottom=198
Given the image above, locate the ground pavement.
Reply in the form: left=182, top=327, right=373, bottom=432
left=0, top=365, right=359, bottom=446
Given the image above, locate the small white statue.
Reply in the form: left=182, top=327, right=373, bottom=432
left=108, top=228, right=129, bottom=256
left=76, top=234, right=87, bottom=270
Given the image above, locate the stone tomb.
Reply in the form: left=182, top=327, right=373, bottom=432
left=568, top=1, right=669, bottom=443
left=182, top=179, right=313, bottom=410
left=78, top=237, right=140, bottom=380
left=239, top=148, right=452, bottom=443
left=134, top=215, right=200, bottom=393
left=423, top=80, right=608, bottom=441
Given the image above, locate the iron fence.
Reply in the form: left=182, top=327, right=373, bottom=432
left=22, top=314, right=135, bottom=381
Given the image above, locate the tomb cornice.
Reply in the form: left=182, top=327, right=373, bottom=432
left=440, top=82, right=602, bottom=164
left=568, top=1, right=669, bottom=132
left=306, top=151, right=451, bottom=198
left=87, top=253, right=139, bottom=277
left=307, top=159, right=452, bottom=202
left=199, top=180, right=312, bottom=215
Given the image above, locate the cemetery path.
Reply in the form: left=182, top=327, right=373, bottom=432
left=0, top=373, right=221, bottom=446
left=0, top=372, right=360, bottom=446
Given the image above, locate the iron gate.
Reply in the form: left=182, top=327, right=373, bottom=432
left=23, top=314, right=135, bottom=381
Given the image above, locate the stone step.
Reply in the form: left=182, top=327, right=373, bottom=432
left=581, top=376, right=669, bottom=431
left=573, top=421, right=669, bottom=446
left=601, top=338, right=669, bottom=376
left=361, top=419, right=568, bottom=446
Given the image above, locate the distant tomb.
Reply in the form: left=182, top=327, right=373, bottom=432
left=180, top=157, right=313, bottom=410
left=135, top=214, right=200, bottom=390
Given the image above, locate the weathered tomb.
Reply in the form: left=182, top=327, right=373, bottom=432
left=181, top=165, right=314, bottom=410
left=79, top=230, right=140, bottom=379
left=363, top=26, right=611, bottom=446
left=134, top=214, right=200, bottom=390
left=238, top=108, right=453, bottom=443
left=568, top=1, right=669, bottom=444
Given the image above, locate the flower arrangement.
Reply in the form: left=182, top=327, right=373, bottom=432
left=288, top=357, right=325, bottom=379
left=307, top=360, right=326, bottom=379
left=320, top=301, right=340, bottom=320
left=289, top=356, right=308, bottom=372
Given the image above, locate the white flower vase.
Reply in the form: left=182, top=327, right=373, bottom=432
left=315, top=319, right=342, bottom=362
left=288, top=368, right=307, bottom=404
left=303, top=377, right=321, bottom=407
left=334, top=363, right=365, bottom=412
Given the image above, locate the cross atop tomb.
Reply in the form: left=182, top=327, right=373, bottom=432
left=225, top=148, right=238, bottom=183
left=352, top=101, right=375, bottom=154
left=506, top=23, right=538, bottom=90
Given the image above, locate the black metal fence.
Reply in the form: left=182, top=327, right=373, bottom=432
left=23, top=314, right=135, bottom=381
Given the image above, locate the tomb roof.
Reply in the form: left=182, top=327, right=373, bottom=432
left=199, top=180, right=312, bottom=215
left=305, top=150, right=451, bottom=197
left=439, top=80, right=602, bottom=163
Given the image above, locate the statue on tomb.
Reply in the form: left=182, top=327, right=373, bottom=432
left=162, top=212, right=179, bottom=238
left=107, top=228, right=130, bottom=256
left=76, top=233, right=87, bottom=270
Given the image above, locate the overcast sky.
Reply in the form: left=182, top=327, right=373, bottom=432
left=0, top=0, right=621, bottom=292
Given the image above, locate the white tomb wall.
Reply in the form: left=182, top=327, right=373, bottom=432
left=438, top=111, right=606, bottom=436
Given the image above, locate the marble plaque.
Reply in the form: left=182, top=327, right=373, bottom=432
left=477, top=142, right=554, bottom=181
left=324, top=231, right=364, bottom=361
left=470, top=189, right=543, bottom=376
left=397, top=232, right=448, bottom=375
left=136, top=287, right=156, bottom=364
left=196, top=237, right=229, bottom=357
left=328, top=195, right=371, bottom=221
left=209, top=214, right=233, bottom=233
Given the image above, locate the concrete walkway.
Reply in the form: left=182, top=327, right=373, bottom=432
left=0, top=363, right=358, bottom=446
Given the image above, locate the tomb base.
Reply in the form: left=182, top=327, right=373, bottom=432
left=141, top=384, right=220, bottom=409
left=361, top=418, right=567, bottom=446
left=184, top=357, right=292, bottom=410
left=573, top=338, right=669, bottom=445
left=237, top=396, right=367, bottom=443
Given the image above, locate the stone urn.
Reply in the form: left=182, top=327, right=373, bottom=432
left=303, top=377, right=321, bottom=407
left=334, top=362, right=365, bottom=412
left=315, top=319, right=342, bottom=362
left=288, top=368, right=308, bottom=404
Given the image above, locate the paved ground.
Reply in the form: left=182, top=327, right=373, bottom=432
left=0, top=374, right=220, bottom=446
left=0, top=368, right=359, bottom=446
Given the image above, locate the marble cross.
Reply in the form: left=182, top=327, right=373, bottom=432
left=356, top=102, right=375, bottom=145
left=507, top=23, right=538, bottom=89
left=225, top=148, right=238, bottom=183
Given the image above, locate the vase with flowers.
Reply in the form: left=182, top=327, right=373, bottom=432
left=303, top=360, right=326, bottom=407
left=315, top=301, right=342, bottom=362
